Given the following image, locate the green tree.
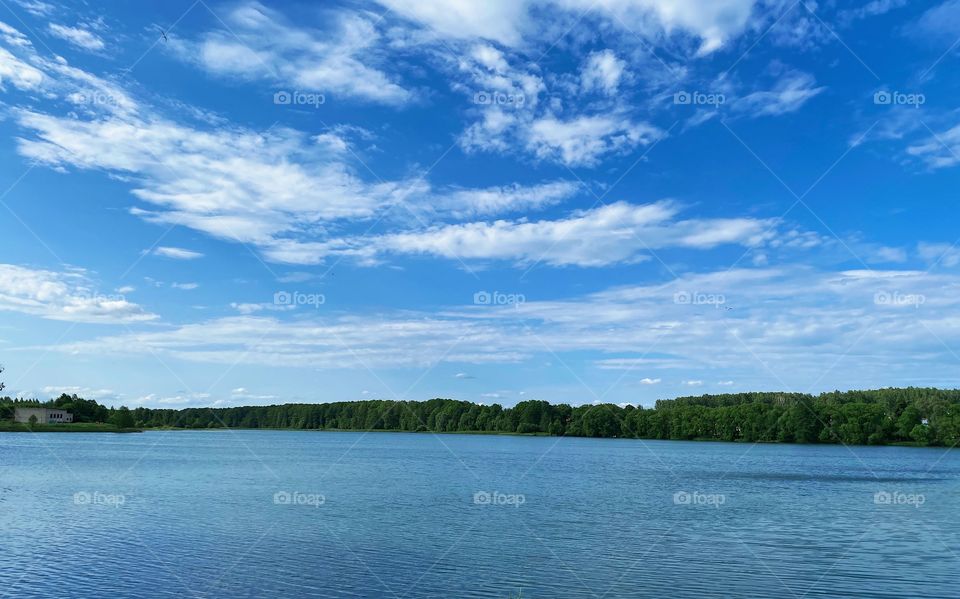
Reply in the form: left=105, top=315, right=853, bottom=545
left=896, top=405, right=922, bottom=440
left=579, top=405, right=622, bottom=437
left=110, top=406, right=136, bottom=429
left=910, top=423, right=931, bottom=445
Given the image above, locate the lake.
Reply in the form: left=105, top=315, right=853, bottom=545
left=1, top=431, right=957, bottom=598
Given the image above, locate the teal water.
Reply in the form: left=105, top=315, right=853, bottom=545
left=1, top=431, right=957, bottom=598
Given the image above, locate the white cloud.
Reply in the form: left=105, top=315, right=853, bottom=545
left=918, top=242, right=960, bottom=267
left=909, top=0, right=960, bottom=41
left=0, top=48, right=42, bottom=89
left=51, top=266, right=960, bottom=390
left=736, top=71, right=825, bottom=117
left=48, top=23, right=105, bottom=52
left=595, top=357, right=688, bottom=370
left=59, top=315, right=528, bottom=369
left=14, top=108, right=403, bottom=247
left=0, top=21, right=134, bottom=109
left=5, top=46, right=588, bottom=266
left=525, top=114, right=662, bottom=167
left=0, top=31, right=44, bottom=89
left=136, top=392, right=211, bottom=406
left=455, top=42, right=546, bottom=110
left=171, top=282, right=200, bottom=290
left=0, top=263, right=156, bottom=323
left=639, top=377, right=661, bottom=384
left=870, top=246, right=908, bottom=263
left=229, top=387, right=278, bottom=402
left=41, top=385, right=120, bottom=402
left=0, top=21, right=32, bottom=47
left=14, top=0, right=54, bottom=17
left=581, top=50, right=626, bottom=95
left=275, top=201, right=779, bottom=267
left=378, top=0, right=760, bottom=54
left=838, top=0, right=906, bottom=24
left=176, top=2, right=410, bottom=105
left=682, top=380, right=704, bottom=386
left=451, top=43, right=658, bottom=167
left=429, top=181, right=580, bottom=218
left=377, top=0, right=530, bottom=45
left=153, top=247, right=204, bottom=260
left=229, top=301, right=295, bottom=314
left=906, top=124, right=960, bottom=170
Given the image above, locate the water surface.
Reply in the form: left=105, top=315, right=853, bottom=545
left=1, top=431, right=957, bottom=598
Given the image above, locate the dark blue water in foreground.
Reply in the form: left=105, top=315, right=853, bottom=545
left=1, top=431, right=958, bottom=598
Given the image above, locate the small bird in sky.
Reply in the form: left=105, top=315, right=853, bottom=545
left=158, top=28, right=168, bottom=42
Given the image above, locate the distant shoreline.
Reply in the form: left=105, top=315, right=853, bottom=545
left=6, top=388, right=958, bottom=446
left=109, top=426, right=931, bottom=447
left=0, top=424, right=936, bottom=447
left=0, top=422, right=141, bottom=433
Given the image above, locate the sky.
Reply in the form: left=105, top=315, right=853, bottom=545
left=0, top=0, right=959, bottom=409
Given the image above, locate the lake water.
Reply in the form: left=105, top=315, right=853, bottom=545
left=1, top=431, right=958, bottom=598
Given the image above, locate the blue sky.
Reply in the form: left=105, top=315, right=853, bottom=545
left=1, top=0, right=960, bottom=409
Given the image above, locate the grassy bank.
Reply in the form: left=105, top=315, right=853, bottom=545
left=0, top=422, right=142, bottom=433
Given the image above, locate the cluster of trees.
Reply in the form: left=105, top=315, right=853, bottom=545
left=0, top=394, right=135, bottom=428
left=5, top=387, right=960, bottom=445
left=122, top=388, right=960, bottom=446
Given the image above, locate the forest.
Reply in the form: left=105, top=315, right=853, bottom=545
left=3, top=387, right=959, bottom=446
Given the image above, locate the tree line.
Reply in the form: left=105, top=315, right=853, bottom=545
left=0, top=395, right=134, bottom=428
left=4, top=387, right=958, bottom=446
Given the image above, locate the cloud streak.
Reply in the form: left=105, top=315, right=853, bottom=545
left=0, top=264, right=156, bottom=324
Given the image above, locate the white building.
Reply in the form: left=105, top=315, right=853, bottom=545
left=13, top=407, right=74, bottom=424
